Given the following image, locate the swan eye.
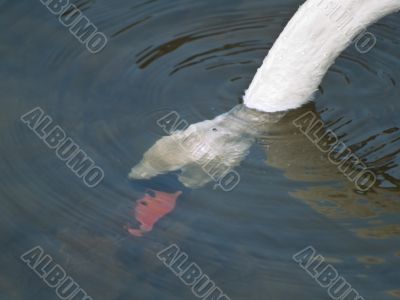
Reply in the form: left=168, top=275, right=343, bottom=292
left=212, top=128, right=218, bottom=132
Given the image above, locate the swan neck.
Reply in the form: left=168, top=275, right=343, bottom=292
left=243, top=0, right=400, bottom=112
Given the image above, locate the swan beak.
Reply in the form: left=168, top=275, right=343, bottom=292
left=128, top=161, right=157, bottom=180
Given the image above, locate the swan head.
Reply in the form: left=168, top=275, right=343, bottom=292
left=129, top=105, right=286, bottom=188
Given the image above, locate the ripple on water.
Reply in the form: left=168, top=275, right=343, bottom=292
left=1, top=1, right=400, bottom=299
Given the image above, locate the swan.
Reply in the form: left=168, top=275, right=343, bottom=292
left=243, top=0, right=400, bottom=112
left=129, top=0, right=400, bottom=189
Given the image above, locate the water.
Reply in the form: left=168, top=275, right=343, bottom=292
left=1, top=0, right=400, bottom=299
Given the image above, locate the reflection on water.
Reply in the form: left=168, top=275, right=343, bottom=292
left=1, top=0, right=400, bottom=299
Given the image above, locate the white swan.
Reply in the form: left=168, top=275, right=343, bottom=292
left=129, top=0, right=400, bottom=188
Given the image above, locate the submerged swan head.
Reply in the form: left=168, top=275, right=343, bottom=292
left=129, top=105, right=285, bottom=188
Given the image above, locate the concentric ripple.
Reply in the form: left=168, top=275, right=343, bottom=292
left=1, top=0, right=400, bottom=299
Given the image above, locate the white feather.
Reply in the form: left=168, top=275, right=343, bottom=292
left=243, top=0, right=400, bottom=112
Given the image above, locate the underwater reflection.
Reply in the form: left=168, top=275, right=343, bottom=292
left=130, top=102, right=400, bottom=238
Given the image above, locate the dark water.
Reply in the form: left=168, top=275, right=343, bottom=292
left=1, top=0, right=400, bottom=299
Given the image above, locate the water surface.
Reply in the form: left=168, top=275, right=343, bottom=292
left=1, top=0, right=400, bottom=299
